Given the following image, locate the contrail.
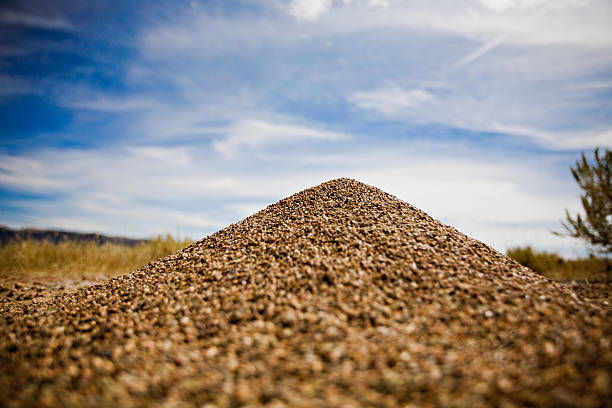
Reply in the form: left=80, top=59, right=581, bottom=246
left=453, top=4, right=553, bottom=70
left=453, top=35, right=507, bottom=69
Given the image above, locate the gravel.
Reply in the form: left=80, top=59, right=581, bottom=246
left=1, top=178, right=610, bottom=407
left=1, top=278, right=108, bottom=308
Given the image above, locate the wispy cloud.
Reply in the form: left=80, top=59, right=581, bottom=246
left=474, top=0, right=591, bottom=13
left=0, top=75, right=37, bottom=100
left=570, top=79, right=612, bottom=90
left=132, top=0, right=612, bottom=150
left=212, top=119, right=350, bottom=157
left=60, top=95, right=156, bottom=112
left=0, top=139, right=585, bottom=254
left=2, top=0, right=611, bottom=257
left=488, top=125, right=612, bottom=150
left=350, top=87, right=435, bottom=115
left=0, top=10, right=73, bottom=31
left=285, top=0, right=390, bottom=21
left=452, top=0, right=589, bottom=69
left=288, top=0, right=333, bottom=21
left=348, top=84, right=612, bottom=150
left=271, top=0, right=611, bottom=48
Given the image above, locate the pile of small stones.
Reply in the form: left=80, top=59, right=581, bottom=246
left=1, top=278, right=106, bottom=308
left=558, top=281, right=610, bottom=308
left=1, top=179, right=610, bottom=407
left=0, top=281, right=43, bottom=304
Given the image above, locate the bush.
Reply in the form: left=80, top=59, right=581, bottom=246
left=507, top=246, right=611, bottom=281
left=556, top=148, right=612, bottom=253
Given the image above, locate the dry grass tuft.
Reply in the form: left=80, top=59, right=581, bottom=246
left=506, top=246, right=611, bottom=281
left=0, top=235, right=193, bottom=280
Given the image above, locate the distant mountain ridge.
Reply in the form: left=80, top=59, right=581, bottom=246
left=0, top=226, right=148, bottom=247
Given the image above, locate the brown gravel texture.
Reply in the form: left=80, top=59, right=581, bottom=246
left=1, top=277, right=107, bottom=309
left=1, top=178, right=611, bottom=408
left=558, top=281, right=610, bottom=309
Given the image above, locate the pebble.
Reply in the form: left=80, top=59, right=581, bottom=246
left=0, top=178, right=610, bottom=407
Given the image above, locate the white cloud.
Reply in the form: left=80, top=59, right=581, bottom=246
left=127, top=146, right=192, bottom=166
left=212, top=119, right=349, bottom=157
left=286, top=0, right=390, bottom=21
left=133, top=0, right=612, bottom=150
left=223, top=201, right=273, bottom=218
left=350, top=87, right=435, bottom=115
left=571, top=79, right=612, bottom=90
left=474, top=0, right=590, bottom=13
left=487, top=124, right=612, bottom=150
left=3, top=1, right=609, bottom=258
left=0, top=138, right=588, bottom=256
left=133, top=0, right=612, bottom=87
left=289, top=0, right=333, bottom=21
left=270, top=0, right=612, bottom=48
left=349, top=85, right=612, bottom=150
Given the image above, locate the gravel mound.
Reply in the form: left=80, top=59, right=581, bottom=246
left=1, top=178, right=610, bottom=407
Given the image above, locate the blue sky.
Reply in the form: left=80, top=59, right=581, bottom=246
left=1, top=0, right=611, bottom=256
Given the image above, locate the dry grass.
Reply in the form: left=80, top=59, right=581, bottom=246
left=507, top=246, right=611, bottom=281
left=0, top=235, right=193, bottom=280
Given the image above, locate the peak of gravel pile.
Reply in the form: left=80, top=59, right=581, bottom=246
left=1, top=179, right=610, bottom=407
